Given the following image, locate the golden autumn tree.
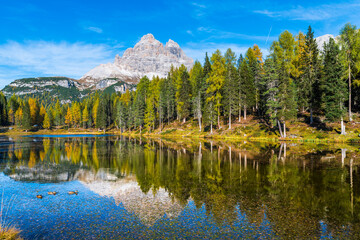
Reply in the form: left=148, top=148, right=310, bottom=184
left=28, top=98, right=40, bottom=125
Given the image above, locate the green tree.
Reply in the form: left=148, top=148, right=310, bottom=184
left=43, top=108, right=53, bottom=129
left=207, top=50, right=225, bottom=129
left=339, top=23, right=360, bottom=121
left=22, top=101, right=31, bottom=130
left=176, top=65, right=192, bottom=123
left=223, top=48, right=238, bottom=129
left=300, top=26, right=320, bottom=124
left=134, top=76, right=150, bottom=133
left=322, top=38, right=347, bottom=134
left=190, top=61, right=204, bottom=131
left=0, top=92, right=7, bottom=126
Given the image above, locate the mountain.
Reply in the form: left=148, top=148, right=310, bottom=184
left=315, top=34, right=338, bottom=50
left=1, top=76, right=135, bottom=104
left=1, top=34, right=192, bottom=102
left=79, top=33, right=193, bottom=89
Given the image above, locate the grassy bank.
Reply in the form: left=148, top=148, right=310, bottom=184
left=0, top=225, right=22, bottom=240
left=121, top=116, right=360, bottom=144
left=1, top=116, right=360, bottom=143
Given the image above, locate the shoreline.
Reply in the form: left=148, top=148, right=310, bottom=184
left=1, top=127, right=360, bottom=144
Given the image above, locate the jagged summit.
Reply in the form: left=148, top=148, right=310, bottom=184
left=79, top=33, right=193, bottom=89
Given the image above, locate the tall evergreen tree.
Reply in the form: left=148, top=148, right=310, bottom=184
left=300, top=26, right=320, bottom=124
left=0, top=92, right=8, bottom=126
left=175, top=65, right=192, bottom=123
left=322, top=38, right=347, bottom=134
left=190, top=61, right=204, bottom=131
left=22, top=101, right=31, bottom=130
left=207, top=50, right=225, bottom=129
left=339, top=23, right=360, bottom=121
left=223, top=48, right=238, bottom=129
left=134, top=76, right=150, bottom=133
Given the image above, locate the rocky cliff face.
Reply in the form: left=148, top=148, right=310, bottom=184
left=79, top=34, right=193, bottom=89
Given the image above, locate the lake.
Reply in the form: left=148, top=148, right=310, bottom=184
left=0, top=135, right=359, bottom=239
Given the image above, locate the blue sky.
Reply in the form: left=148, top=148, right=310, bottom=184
left=1, top=0, right=360, bottom=89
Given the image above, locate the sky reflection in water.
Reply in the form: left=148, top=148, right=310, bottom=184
left=0, top=136, right=359, bottom=239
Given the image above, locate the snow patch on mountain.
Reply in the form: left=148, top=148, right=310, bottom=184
left=80, top=33, right=193, bottom=88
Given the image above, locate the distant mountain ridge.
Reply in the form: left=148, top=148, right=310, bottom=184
left=1, top=34, right=193, bottom=102
left=78, top=33, right=193, bottom=89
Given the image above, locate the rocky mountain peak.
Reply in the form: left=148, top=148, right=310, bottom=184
left=165, top=39, right=180, bottom=49
left=80, top=33, right=193, bottom=89
left=315, top=34, right=336, bottom=50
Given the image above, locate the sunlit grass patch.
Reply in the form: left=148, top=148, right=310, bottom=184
left=0, top=224, right=22, bottom=240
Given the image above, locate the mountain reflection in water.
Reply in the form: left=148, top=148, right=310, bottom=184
left=0, top=136, right=359, bottom=239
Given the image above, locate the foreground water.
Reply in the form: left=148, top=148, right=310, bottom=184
left=0, top=135, right=359, bottom=239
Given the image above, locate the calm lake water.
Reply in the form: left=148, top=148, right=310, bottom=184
left=0, top=135, right=359, bottom=239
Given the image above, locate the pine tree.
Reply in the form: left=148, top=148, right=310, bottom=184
left=54, top=100, right=62, bottom=126
left=28, top=98, right=40, bottom=125
left=0, top=92, right=7, bottom=126
left=300, top=26, right=320, bottom=124
left=65, top=107, right=72, bottom=128
left=190, top=61, right=204, bottom=131
left=322, top=38, right=347, bottom=133
left=271, top=30, right=298, bottom=137
left=264, top=57, right=280, bottom=127
left=7, top=94, right=18, bottom=125
left=240, top=55, right=256, bottom=120
left=339, top=23, right=360, bottom=121
left=134, top=76, right=149, bottom=133
left=82, top=105, right=89, bottom=129
left=176, top=65, right=192, bottom=123
left=207, top=50, right=225, bottom=129
left=223, top=48, right=238, bottom=129
left=43, top=109, right=53, bottom=129
left=22, top=101, right=31, bottom=130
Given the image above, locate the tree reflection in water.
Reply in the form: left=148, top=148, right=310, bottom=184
left=0, top=136, right=359, bottom=239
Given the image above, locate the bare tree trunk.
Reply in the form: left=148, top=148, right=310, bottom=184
left=210, top=122, right=213, bottom=134
left=349, top=63, right=352, bottom=121
left=244, top=105, right=247, bottom=120
left=183, top=118, right=186, bottom=123
left=277, top=120, right=283, bottom=138
left=283, top=121, right=286, bottom=138
left=198, top=116, right=202, bottom=132
left=341, top=148, right=346, bottom=167
left=341, top=117, right=346, bottom=135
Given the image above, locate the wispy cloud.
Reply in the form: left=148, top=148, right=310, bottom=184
left=0, top=41, right=117, bottom=89
left=190, top=1, right=208, bottom=18
left=196, top=27, right=276, bottom=42
left=86, top=26, right=103, bottom=33
left=186, top=30, right=194, bottom=36
left=192, top=2, right=206, bottom=8
left=254, top=2, right=360, bottom=21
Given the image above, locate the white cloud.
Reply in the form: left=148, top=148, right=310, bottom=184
left=0, top=41, right=116, bottom=89
left=254, top=2, right=360, bottom=21
left=86, top=26, right=103, bottom=33
left=186, top=30, right=194, bottom=36
left=192, top=2, right=206, bottom=8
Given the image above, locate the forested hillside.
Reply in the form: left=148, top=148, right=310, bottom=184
left=1, top=24, right=360, bottom=138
